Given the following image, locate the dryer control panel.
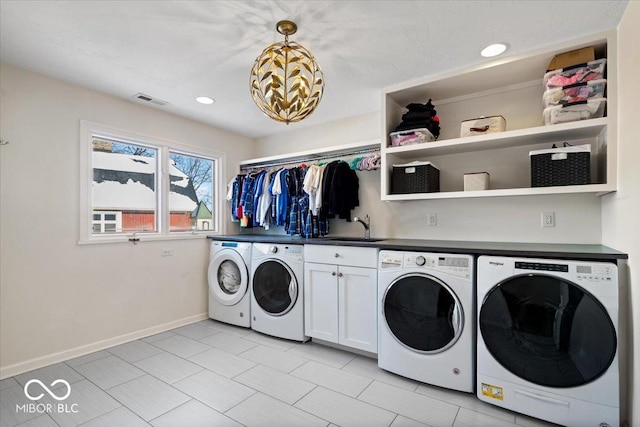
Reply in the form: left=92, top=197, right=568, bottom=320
left=404, top=253, right=471, bottom=279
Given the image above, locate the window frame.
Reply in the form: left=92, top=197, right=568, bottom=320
left=79, top=120, right=225, bottom=244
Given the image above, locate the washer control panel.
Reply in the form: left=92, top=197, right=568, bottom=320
left=575, top=264, right=615, bottom=283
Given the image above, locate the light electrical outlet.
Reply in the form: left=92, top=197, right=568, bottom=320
left=161, top=248, right=173, bottom=257
left=541, top=212, right=555, bottom=228
left=427, top=212, right=437, bottom=226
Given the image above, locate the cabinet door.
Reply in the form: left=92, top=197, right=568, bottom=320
left=304, top=262, right=339, bottom=342
left=338, top=266, right=378, bottom=353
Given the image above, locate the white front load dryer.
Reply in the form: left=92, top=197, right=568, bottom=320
left=251, top=243, right=308, bottom=342
left=477, top=256, right=619, bottom=427
left=378, top=250, right=475, bottom=393
left=208, top=241, right=252, bottom=328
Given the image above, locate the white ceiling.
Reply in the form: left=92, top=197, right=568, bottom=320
left=0, top=1, right=629, bottom=139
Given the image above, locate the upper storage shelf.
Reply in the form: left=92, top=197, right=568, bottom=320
left=380, top=30, right=617, bottom=200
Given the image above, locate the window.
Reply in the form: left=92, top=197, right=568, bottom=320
left=80, top=121, right=225, bottom=243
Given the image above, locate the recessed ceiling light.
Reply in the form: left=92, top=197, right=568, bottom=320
left=196, top=96, right=215, bottom=105
left=481, top=43, right=508, bottom=58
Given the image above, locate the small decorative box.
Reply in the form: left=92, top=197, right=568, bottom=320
left=460, top=116, right=506, bottom=137
left=464, top=172, right=490, bottom=191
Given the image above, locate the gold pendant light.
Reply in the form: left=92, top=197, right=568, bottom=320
left=250, top=20, right=324, bottom=124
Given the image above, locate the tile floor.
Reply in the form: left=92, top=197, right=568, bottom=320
left=0, top=319, right=557, bottom=427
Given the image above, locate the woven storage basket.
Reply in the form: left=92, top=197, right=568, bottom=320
left=530, top=144, right=591, bottom=187
left=391, top=161, right=440, bottom=194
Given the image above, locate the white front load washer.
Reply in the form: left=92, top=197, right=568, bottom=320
left=477, top=256, right=619, bottom=427
left=250, top=243, right=308, bottom=342
left=208, top=241, right=252, bottom=328
left=378, top=250, right=475, bottom=393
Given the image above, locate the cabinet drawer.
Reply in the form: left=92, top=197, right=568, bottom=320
left=305, top=245, right=378, bottom=268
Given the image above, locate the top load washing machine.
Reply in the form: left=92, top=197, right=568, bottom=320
left=477, top=256, right=619, bottom=427
left=378, top=250, right=475, bottom=393
left=250, top=243, right=308, bottom=342
left=208, top=241, right=252, bottom=328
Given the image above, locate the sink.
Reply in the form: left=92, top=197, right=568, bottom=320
left=324, top=237, right=386, bottom=243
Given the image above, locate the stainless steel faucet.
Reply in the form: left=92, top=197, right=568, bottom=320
left=353, top=214, right=371, bottom=240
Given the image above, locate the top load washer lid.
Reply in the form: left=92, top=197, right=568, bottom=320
left=479, top=273, right=616, bottom=388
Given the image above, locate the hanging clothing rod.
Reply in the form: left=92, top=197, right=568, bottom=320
left=239, top=146, right=380, bottom=173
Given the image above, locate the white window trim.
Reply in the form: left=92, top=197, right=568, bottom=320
left=79, top=120, right=226, bottom=245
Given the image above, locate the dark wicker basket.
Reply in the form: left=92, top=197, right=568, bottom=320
left=531, top=151, right=590, bottom=187
left=391, top=163, right=440, bottom=194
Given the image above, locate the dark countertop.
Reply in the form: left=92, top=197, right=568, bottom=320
left=207, top=234, right=628, bottom=261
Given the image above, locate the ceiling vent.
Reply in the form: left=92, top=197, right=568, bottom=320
left=133, top=93, right=168, bottom=106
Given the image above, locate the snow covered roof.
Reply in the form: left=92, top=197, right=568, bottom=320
left=92, top=151, right=198, bottom=212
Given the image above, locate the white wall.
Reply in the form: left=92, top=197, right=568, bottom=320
left=602, top=2, right=640, bottom=426
left=0, top=64, right=254, bottom=377
left=254, top=114, right=602, bottom=244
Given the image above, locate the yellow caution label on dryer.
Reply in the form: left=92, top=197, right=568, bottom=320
left=481, top=383, right=504, bottom=401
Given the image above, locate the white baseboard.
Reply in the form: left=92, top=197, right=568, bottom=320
left=0, top=312, right=208, bottom=380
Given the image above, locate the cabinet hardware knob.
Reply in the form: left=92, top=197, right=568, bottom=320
left=338, top=272, right=343, bottom=277
left=334, top=253, right=339, bottom=258
left=332, top=271, right=337, bottom=276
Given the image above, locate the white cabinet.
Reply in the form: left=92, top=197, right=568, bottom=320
left=381, top=30, right=617, bottom=200
left=304, top=245, right=378, bottom=353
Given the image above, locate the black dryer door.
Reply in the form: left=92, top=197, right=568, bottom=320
left=479, top=274, right=616, bottom=388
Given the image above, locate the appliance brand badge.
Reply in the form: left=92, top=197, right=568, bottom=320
left=488, top=261, right=504, bottom=267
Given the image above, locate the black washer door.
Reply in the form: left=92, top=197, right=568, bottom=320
left=253, top=260, right=296, bottom=316
left=383, top=273, right=463, bottom=353
left=479, top=274, right=616, bottom=388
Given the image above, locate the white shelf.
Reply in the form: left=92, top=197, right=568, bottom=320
left=240, top=139, right=379, bottom=170
left=384, top=118, right=607, bottom=159
left=382, top=183, right=616, bottom=201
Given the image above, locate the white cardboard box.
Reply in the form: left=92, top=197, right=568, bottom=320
left=464, top=172, right=490, bottom=191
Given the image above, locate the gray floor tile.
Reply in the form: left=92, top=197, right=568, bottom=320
left=234, top=364, right=316, bottom=405
left=390, top=415, right=428, bottom=427
left=79, top=406, right=150, bottom=426
left=515, top=413, right=561, bottom=427
left=226, top=392, right=329, bottom=427
left=453, top=407, right=519, bottom=427
left=150, top=335, right=211, bottom=359
left=358, top=381, right=459, bottom=427
left=133, top=352, right=202, bottom=384
left=200, top=320, right=253, bottom=337
left=66, top=351, right=112, bottom=368
left=141, top=332, right=175, bottom=344
left=150, top=399, right=242, bottom=427
left=15, top=415, right=59, bottom=427
left=416, top=383, right=515, bottom=423
left=1, top=385, right=42, bottom=426
left=294, top=386, right=396, bottom=427
left=198, top=332, right=259, bottom=355
left=107, top=375, right=189, bottom=422
left=242, top=331, right=298, bottom=351
left=74, top=356, right=144, bottom=390
left=189, top=348, right=256, bottom=378
left=239, top=345, right=306, bottom=373
left=286, top=341, right=356, bottom=368
left=291, top=360, right=372, bottom=398
left=172, top=370, right=255, bottom=413
left=14, top=363, right=84, bottom=389
left=172, top=323, right=219, bottom=340
left=46, top=379, right=121, bottom=427
left=107, top=341, right=163, bottom=363
left=0, top=378, right=20, bottom=391
left=342, top=356, right=419, bottom=391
